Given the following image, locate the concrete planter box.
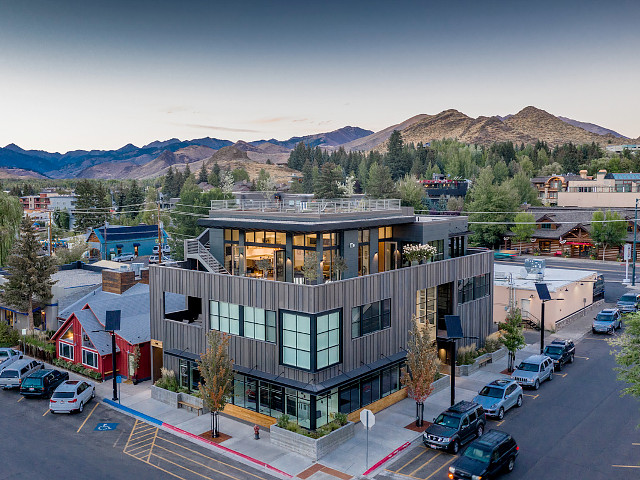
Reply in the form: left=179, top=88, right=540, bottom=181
left=179, top=392, right=208, bottom=414
left=151, top=385, right=179, bottom=408
left=431, top=374, right=450, bottom=394
left=455, top=347, right=508, bottom=376
left=270, top=422, right=355, bottom=461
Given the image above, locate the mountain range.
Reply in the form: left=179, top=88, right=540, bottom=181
left=0, top=107, right=637, bottom=180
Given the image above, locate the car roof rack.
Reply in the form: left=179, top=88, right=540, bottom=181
left=448, top=400, right=478, bottom=414
left=475, top=429, right=510, bottom=446
left=489, top=379, right=511, bottom=386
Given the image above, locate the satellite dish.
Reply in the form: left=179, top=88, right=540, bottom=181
left=519, top=267, right=528, bottom=279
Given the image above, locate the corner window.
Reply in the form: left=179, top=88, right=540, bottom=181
left=316, top=312, right=340, bottom=369
left=59, top=342, right=73, bottom=361
left=351, top=299, right=391, bottom=338
left=282, top=312, right=311, bottom=370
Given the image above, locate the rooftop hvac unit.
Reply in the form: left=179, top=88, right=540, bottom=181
left=131, top=263, right=143, bottom=277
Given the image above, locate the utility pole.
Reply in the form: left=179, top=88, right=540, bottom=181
left=633, top=198, right=638, bottom=286
left=157, top=203, right=162, bottom=263
left=48, top=210, right=52, bottom=257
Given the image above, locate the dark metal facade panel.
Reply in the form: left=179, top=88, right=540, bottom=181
left=150, top=250, right=493, bottom=385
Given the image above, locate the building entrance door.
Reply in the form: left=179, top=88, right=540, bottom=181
left=275, top=250, right=286, bottom=282
left=520, top=298, right=530, bottom=319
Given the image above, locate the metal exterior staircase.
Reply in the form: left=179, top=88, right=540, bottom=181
left=184, top=238, right=229, bottom=274
left=521, top=312, right=540, bottom=331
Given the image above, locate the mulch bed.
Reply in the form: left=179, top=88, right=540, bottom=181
left=404, top=420, right=433, bottom=432
left=500, top=369, right=514, bottom=375
left=199, top=430, right=232, bottom=443
left=297, top=464, right=352, bottom=480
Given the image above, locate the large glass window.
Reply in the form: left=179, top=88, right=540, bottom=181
left=210, top=301, right=276, bottom=342
left=282, top=312, right=311, bottom=370
left=59, top=342, right=73, bottom=361
left=178, top=359, right=201, bottom=392
left=316, top=312, right=340, bottom=369
left=351, top=299, right=391, bottom=338
left=457, top=274, right=491, bottom=304
left=416, top=287, right=437, bottom=332
left=82, top=349, right=98, bottom=369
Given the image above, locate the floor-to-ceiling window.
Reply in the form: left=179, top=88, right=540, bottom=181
left=358, top=229, right=370, bottom=276
left=377, top=226, right=398, bottom=272
left=244, top=231, right=286, bottom=281
left=293, top=234, right=317, bottom=284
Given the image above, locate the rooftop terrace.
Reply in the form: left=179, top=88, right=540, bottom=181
left=209, top=197, right=402, bottom=215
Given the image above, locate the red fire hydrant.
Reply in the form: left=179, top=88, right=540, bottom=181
left=254, top=424, right=260, bottom=440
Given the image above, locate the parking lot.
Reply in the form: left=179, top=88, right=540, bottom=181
left=1, top=380, right=278, bottom=480
left=378, top=326, right=640, bottom=480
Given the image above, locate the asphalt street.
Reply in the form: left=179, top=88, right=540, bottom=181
left=0, top=390, right=278, bottom=480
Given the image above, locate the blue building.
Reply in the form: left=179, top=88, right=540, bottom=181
left=86, top=224, right=168, bottom=260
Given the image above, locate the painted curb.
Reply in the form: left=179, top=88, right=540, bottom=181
left=362, top=441, right=411, bottom=476
left=102, top=399, right=292, bottom=478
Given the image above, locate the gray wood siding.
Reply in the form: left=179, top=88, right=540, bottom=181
left=150, top=250, right=493, bottom=385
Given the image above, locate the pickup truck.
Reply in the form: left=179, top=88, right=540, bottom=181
left=543, top=339, right=575, bottom=371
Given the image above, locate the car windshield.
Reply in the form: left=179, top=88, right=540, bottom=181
left=478, top=386, right=504, bottom=399
left=0, top=351, right=8, bottom=358
left=0, top=371, right=18, bottom=378
left=516, top=362, right=539, bottom=372
left=596, top=313, right=614, bottom=322
left=619, top=295, right=636, bottom=302
left=21, top=377, right=42, bottom=387
left=52, top=391, right=75, bottom=399
left=544, top=346, right=563, bottom=355
left=434, top=414, right=460, bottom=428
left=464, top=446, right=491, bottom=463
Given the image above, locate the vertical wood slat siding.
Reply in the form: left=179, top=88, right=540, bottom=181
left=150, top=250, right=493, bottom=385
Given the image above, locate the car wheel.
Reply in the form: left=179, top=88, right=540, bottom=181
left=592, top=328, right=597, bottom=334
left=507, top=456, right=516, bottom=472
left=556, top=362, right=562, bottom=371
left=451, top=440, right=460, bottom=454
left=609, top=328, right=614, bottom=335
left=569, top=354, right=574, bottom=364
left=516, top=395, right=523, bottom=407
left=91, top=388, right=95, bottom=399
left=534, top=379, right=540, bottom=390
left=548, top=371, right=553, bottom=381
left=78, top=401, right=84, bottom=413
left=498, top=408, right=505, bottom=420
left=50, top=409, right=55, bottom=414
left=477, top=424, right=484, bottom=437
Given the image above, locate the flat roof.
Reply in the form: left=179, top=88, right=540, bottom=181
left=494, top=264, right=596, bottom=292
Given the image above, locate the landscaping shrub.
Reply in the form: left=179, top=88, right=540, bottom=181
left=479, top=332, right=502, bottom=354
left=154, top=367, right=179, bottom=392
left=0, top=322, right=20, bottom=348
left=457, top=343, right=479, bottom=365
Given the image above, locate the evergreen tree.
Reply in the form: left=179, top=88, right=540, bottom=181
left=0, top=192, right=23, bottom=266
left=314, top=163, right=345, bottom=198
left=124, top=180, right=144, bottom=219
left=301, top=161, right=315, bottom=194
left=0, top=216, right=56, bottom=331
left=397, top=174, right=424, bottom=210
left=183, top=162, right=192, bottom=181
left=366, top=162, right=396, bottom=198
left=163, top=166, right=176, bottom=198
left=74, top=180, right=110, bottom=233
left=386, top=130, right=411, bottom=179
left=198, top=163, right=208, bottom=183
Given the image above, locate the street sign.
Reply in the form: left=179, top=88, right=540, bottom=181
left=94, top=423, right=119, bottom=431
left=624, top=244, right=632, bottom=260
left=360, top=409, right=375, bottom=429
left=116, top=375, right=122, bottom=384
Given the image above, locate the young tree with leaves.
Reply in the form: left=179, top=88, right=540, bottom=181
left=0, top=192, right=23, bottom=266
left=197, top=330, right=234, bottom=438
left=511, top=212, right=536, bottom=254
left=608, top=312, right=640, bottom=413
left=499, top=309, right=526, bottom=373
left=397, top=174, right=424, bottom=210
left=591, top=210, right=627, bottom=261
left=401, top=317, right=440, bottom=427
left=1, top=216, right=57, bottom=331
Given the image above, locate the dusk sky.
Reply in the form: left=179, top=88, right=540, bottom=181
left=1, top=0, right=639, bottom=152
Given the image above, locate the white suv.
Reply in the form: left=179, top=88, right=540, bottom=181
left=50, top=380, right=95, bottom=414
left=511, top=354, right=554, bottom=390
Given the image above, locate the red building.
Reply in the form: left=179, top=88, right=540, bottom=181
left=51, top=269, right=172, bottom=382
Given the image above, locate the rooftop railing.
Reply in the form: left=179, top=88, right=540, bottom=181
left=209, top=198, right=403, bottom=214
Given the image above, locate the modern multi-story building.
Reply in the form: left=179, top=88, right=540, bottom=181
left=531, top=172, right=590, bottom=206
left=149, top=198, right=493, bottom=430
left=558, top=170, right=640, bottom=208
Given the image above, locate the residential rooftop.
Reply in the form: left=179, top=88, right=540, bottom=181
left=494, top=263, right=596, bottom=292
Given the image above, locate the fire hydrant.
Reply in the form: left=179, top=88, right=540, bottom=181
left=254, top=424, right=260, bottom=440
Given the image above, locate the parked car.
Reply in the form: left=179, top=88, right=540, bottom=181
left=0, top=359, right=43, bottom=390
left=20, top=369, right=69, bottom=398
left=593, top=274, right=605, bottom=300
left=49, top=380, right=95, bottom=414
left=616, top=293, right=640, bottom=314
left=592, top=308, right=622, bottom=334
left=153, top=244, right=170, bottom=254
left=148, top=255, right=159, bottom=264
left=543, top=339, right=575, bottom=370
left=511, top=354, right=554, bottom=390
left=113, top=253, right=135, bottom=262
left=472, top=379, right=523, bottom=420
left=423, top=401, right=486, bottom=454
left=0, top=348, right=24, bottom=373
left=448, top=430, right=519, bottom=480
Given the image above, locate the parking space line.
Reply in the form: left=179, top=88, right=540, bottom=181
left=155, top=444, right=248, bottom=480
left=151, top=452, right=222, bottom=480
left=147, top=428, right=159, bottom=462
left=408, top=452, right=441, bottom=476
left=423, top=457, right=455, bottom=480
left=17, top=396, right=24, bottom=402
left=155, top=436, right=269, bottom=480
left=395, top=448, right=428, bottom=472
left=77, top=403, right=99, bottom=433
left=135, top=425, right=157, bottom=435
left=123, top=450, right=186, bottom=480
left=555, top=373, right=567, bottom=377
left=126, top=432, right=157, bottom=447
left=126, top=440, right=155, bottom=453
left=496, top=420, right=505, bottom=426
left=42, top=409, right=49, bottom=416
left=523, top=394, right=539, bottom=399
left=612, top=465, right=640, bottom=468
left=575, top=355, right=589, bottom=360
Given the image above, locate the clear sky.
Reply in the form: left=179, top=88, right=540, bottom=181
left=1, top=0, right=638, bottom=152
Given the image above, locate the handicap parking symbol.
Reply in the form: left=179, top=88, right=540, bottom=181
left=94, top=423, right=119, bottom=431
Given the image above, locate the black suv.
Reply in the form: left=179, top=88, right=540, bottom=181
left=20, top=369, right=69, bottom=398
left=448, top=430, right=519, bottom=479
left=423, top=401, right=486, bottom=454
left=543, top=339, right=575, bottom=371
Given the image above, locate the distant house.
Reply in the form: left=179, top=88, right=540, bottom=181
left=86, top=224, right=168, bottom=260
left=51, top=269, right=183, bottom=382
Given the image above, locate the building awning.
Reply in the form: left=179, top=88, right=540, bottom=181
left=133, top=243, right=141, bottom=247
left=566, top=242, right=592, bottom=246
left=116, top=244, right=124, bottom=248
left=165, top=349, right=201, bottom=362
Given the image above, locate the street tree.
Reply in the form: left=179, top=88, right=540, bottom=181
left=608, top=312, right=640, bottom=412
left=1, top=216, right=57, bottom=331
left=591, top=210, right=627, bottom=261
left=511, top=212, right=536, bottom=254
left=197, top=330, right=234, bottom=438
left=499, top=309, right=526, bottom=373
left=0, top=192, right=23, bottom=265
left=400, top=317, right=440, bottom=427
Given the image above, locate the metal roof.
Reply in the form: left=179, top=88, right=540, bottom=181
left=604, top=173, right=640, bottom=180
left=73, top=309, right=116, bottom=356
left=89, top=225, right=167, bottom=244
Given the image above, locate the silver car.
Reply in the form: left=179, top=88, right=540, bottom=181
left=472, top=379, right=523, bottom=420
left=0, top=348, right=24, bottom=373
left=511, top=355, right=554, bottom=390
left=49, top=380, right=95, bottom=414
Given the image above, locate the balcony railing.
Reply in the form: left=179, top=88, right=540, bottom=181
left=209, top=198, right=402, bottom=214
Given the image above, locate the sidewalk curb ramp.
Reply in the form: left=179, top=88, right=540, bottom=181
left=103, top=399, right=293, bottom=478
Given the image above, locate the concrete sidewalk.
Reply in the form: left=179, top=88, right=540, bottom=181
left=91, top=307, right=601, bottom=479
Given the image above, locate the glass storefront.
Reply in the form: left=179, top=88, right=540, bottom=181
left=178, top=359, right=201, bottom=392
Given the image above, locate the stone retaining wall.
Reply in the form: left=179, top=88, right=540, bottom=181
left=270, top=422, right=355, bottom=461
